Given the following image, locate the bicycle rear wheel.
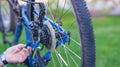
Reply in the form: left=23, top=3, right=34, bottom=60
left=28, top=0, right=95, bottom=67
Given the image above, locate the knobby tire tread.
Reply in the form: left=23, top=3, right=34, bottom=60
left=70, top=0, right=96, bottom=67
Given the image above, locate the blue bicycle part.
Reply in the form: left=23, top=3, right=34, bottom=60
left=0, top=0, right=95, bottom=67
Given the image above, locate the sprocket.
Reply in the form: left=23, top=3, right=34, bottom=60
left=40, top=21, right=56, bottom=52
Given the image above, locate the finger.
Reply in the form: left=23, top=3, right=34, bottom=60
left=22, top=48, right=30, bottom=56
left=18, top=49, right=29, bottom=62
left=7, top=46, right=22, bottom=53
left=27, top=47, right=32, bottom=55
left=17, top=44, right=25, bottom=50
left=18, top=52, right=27, bottom=63
left=14, top=48, right=21, bottom=53
left=13, top=44, right=25, bottom=53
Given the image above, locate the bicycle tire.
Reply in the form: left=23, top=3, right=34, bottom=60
left=71, top=0, right=95, bottom=67
left=27, top=0, right=95, bottom=67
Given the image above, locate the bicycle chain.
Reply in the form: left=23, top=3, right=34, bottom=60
left=29, top=2, right=46, bottom=41
left=39, top=2, right=46, bottom=27
left=29, top=2, right=47, bottom=66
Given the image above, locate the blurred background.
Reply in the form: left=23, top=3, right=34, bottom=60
left=86, top=0, right=120, bottom=67
left=0, top=0, right=120, bottom=67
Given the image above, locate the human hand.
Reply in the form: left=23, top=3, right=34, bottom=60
left=3, top=44, right=32, bottom=63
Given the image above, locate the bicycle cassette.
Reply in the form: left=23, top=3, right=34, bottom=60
left=40, top=21, right=56, bottom=52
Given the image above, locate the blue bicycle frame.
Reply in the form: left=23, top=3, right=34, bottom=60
left=13, top=4, right=69, bottom=67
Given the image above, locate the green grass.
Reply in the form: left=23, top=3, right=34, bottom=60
left=0, top=15, right=120, bottom=67
left=92, top=15, right=120, bottom=67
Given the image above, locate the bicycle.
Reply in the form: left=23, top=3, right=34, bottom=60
left=0, top=0, right=95, bottom=67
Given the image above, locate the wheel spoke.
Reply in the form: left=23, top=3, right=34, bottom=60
left=55, top=50, right=63, bottom=67
left=62, top=44, right=70, bottom=67
left=54, top=0, right=59, bottom=19
left=68, top=53, right=79, bottom=67
left=70, top=37, right=81, bottom=47
left=66, top=19, right=75, bottom=30
left=46, top=0, right=55, bottom=20
left=51, top=54, right=56, bottom=67
left=55, top=50, right=68, bottom=66
left=65, top=45, right=81, bottom=60
left=57, top=31, right=80, bottom=66
left=59, top=7, right=72, bottom=19
left=60, top=0, right=67, bottom=19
